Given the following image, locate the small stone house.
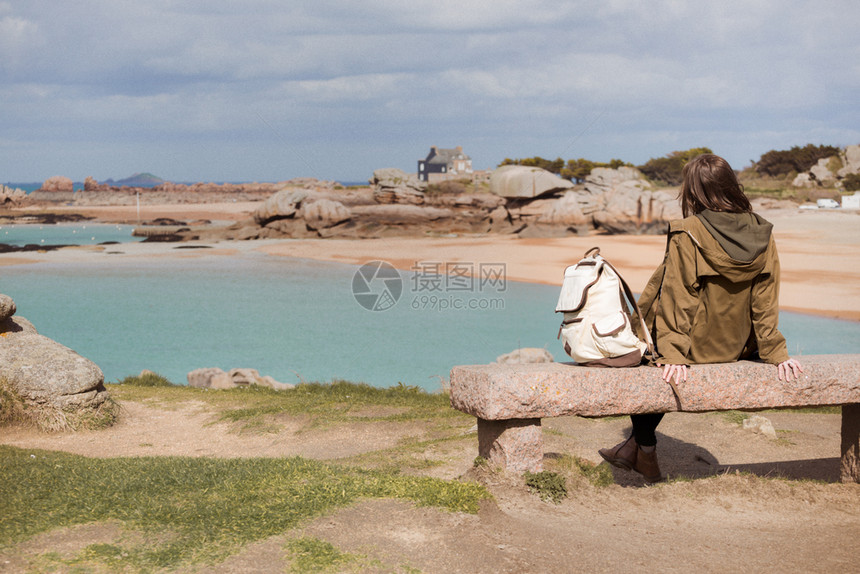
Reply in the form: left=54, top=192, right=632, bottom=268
left=417, top=146, right=473, bottom=182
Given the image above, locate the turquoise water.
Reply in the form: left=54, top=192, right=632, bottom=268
left=2, top=255, right=567, bottom=390
left=1, top=229, right=858, bottom=390
left=0, top=223, right=144, bottom=247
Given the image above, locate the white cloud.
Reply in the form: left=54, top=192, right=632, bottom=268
left=0, top=15, right=40, bottom=68
left=292, top=73, right=413, bottom=102
left=0, top=0, right=857, bottom=181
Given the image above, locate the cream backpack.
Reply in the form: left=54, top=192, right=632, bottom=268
left=555, top=247, right=652, bottom=367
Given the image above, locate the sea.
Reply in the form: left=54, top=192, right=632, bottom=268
left=4, top=181, right=370, bottom=194
left=1, top=224, right=858, bottom=390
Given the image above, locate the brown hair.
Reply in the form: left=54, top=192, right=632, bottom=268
left=679, top=154, right=751, bottom=217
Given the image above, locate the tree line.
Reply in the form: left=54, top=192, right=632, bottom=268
left=499, top=144, right=847, bottom=187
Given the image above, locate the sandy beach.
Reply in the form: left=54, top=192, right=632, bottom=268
left=5, top=202, right=859, bottom=321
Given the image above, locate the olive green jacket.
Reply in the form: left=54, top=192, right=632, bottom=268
left=637, top=211, right=790, bottom=366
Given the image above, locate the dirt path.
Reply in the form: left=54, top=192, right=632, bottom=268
left=2, top=399, right=858, bottom=573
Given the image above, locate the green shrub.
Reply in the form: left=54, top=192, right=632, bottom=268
left=562, top=158, right=630, bottom=182
left=843, top=173, right=860, bottom=192
left=116, top=371, right=176, bottom=387
left=638, top=147, right=713, bottom=185
left=500, top=156, right=631, bottom=183
left=524, top=470, right=567, bottom=504
left=572, top=456, right=615, bottom=487
left=827, top=156, right=844, bottom=174
left=754, top=144, right=841, bottom=177
left=499, top=156, right=565, bottom=174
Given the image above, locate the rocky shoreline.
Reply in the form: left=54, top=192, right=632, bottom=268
left=4, top=145, right=857, bottom=241
left=4, top=166, right=698, bottom=241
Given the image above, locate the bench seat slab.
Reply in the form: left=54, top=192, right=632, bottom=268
left=450, top=355, right=860, bottom=420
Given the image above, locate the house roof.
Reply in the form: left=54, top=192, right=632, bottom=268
left=425, top=146, right=471, bottom=164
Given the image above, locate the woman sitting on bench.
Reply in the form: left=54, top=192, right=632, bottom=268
left=599, top=153, right=804, bottom=483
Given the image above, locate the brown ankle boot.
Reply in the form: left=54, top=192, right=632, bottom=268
left=633, top=446, right=664, bottom=483
left=598, top=436, right=637, bottom=471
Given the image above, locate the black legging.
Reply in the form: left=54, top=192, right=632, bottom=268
left=631, top=413, right=664, bottom=447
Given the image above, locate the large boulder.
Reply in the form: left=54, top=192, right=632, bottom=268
left=584, top=166, right=641, bottom=190
left=187, top=367, right=234, bottom=390
left=40, top=176, right=74, bottom=192
left=372, top=168, right=427, bottom=205
left=792, top=172, right=815, bottom=188
left=187, top=367, right=294, bottom=391
left=553, top=167, right=681, bottom=234
left=0, top=294, right=15, bottom=321
left=302, top=198, right=351, bottom=230
left=0, top=296, right=108, bottom=424
left=537, top=191, right=589, bottom=227
left=489, top=166, right=574, bottom=199
left=0, top=330, right=106, bottom=409
left=592, top=186, right=682, bottom=234
left=253, top=188, right=311, bottom=225
left=83, top=176, right=101, bottom=191
left=371, top=168, right=426, bottom=192
left=809, top=157, right=838, bottom=184
left=0, top=185, right=26, bottom=205
left=351, top=204, right=454, bottom=223
left=838, top=145, right=860, bottom=177
left=0, top=314, right=37, bottom=335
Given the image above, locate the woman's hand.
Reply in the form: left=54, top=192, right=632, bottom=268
left=778, top=358, right=804, bottom=381
left=658, top=363, right=688, bottom=385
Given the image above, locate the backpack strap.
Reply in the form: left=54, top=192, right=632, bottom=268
left=604, top=259, right=684, bottom=410
left=602, top=260, right=654, bottom=355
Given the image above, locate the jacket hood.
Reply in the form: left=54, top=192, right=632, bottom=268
left=696, top=210, right=773, bottom=262
left=672, top=211, right=774, bottom=282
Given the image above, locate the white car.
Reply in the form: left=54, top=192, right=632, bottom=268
left=816, top=198, right=840, bottom=209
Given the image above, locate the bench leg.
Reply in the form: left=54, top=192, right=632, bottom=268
left=477, top=418, right=542, bottom=473
left=841, top=404, right=860, bottom=484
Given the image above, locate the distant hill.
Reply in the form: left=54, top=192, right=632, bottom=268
left=104, top=173, right=165, bottom=187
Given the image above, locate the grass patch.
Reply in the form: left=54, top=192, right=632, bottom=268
left=286, top=537, right=358, bottom=573
left=720, top=410, right=749, bottom=426
left=0, top=445, right=490, bottom=571
left=0, top=377, right=27, bottom=426
left=548, top=453, right=615, bottom=488
left=344, top=432, right=473, bottom=472
left=66, top=397, right=120, bottom=431
left=108, top=378, right=464, bottom=432
left=775, top=406, right=841, bottom=415
left=116, top=371, right=176, bottom=387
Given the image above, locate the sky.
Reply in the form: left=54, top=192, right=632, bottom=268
left=1, top=0, right=858, bottom=184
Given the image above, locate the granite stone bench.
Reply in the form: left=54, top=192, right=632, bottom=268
left=449, top=354, right=860, bottom=483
